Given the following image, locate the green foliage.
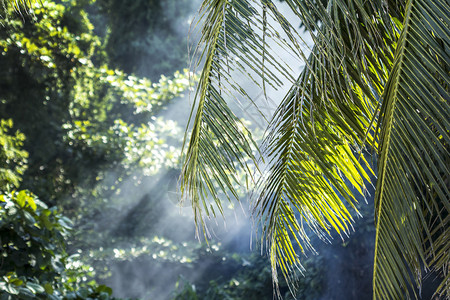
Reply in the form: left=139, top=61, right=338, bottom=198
left=0, top=0, right=191, bottom=214
left=0, top=111, right=120, bottom=300
left=0, top=190, right=68, bottom=284
left=0, top=190, right=122, bottom=299
left=0, top=0, right=103, bottom=203
left=0, top=119, right=28, bottom=190
left=59, top=66, right=189, bottom=217
left=0, top=191, right=70, bottom=298
left=0, top=2, right=193, bottom=298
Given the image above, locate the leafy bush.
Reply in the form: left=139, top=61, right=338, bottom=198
left=0, top=190, right=119, bottom=299
left=0, top=119, right=120, bottom=299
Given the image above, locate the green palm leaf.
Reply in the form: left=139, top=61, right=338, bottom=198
left=373, top=0, right=449, bottom=298
left=254, top=0, right=397, bottom=293
left=427, top=215, right=449, bottom=298
left=182, top=0, right=449, bottom=298
left=181, top=0, right=297, bottom=236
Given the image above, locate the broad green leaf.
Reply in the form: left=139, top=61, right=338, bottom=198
left=16, top=190, right=27, bottom=208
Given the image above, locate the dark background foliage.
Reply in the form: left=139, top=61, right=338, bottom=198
left=94, top=0, right=193, bottom=80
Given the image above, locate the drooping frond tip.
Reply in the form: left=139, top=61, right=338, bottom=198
left=181, top=0, right=317, bottom=237
left=252, top=0, right=399, bottom=293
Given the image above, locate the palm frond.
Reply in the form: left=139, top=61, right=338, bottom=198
left=183, top=0, right=449, bottom=298
left=181, top=0, right=299, bottom=237
left=373, top=0, right=450, bottom=298
left=254, top=0, right=397, bottom=292
left=427, top=215, right=449, bottom=298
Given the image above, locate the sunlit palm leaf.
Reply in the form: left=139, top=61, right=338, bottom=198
left=254, top=0, right=399, bottom=293
left=183, top=0, right=449, bottom=297
left=373, top=0, right=450, bottom=298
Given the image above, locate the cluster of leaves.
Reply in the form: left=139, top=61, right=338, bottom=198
left=0, top=0, right=191, bottom=216
left=0, top=190, right=120, bottom=299
left=0, top=119, right=28, bottom=190
left=60, top=66, right=189, bottom=219
left=0, top=0, right=104, bottom=204
left=0, top=118, right=121, bottom=299
left=0, top=190, right=67, bottom=298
